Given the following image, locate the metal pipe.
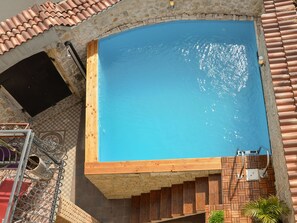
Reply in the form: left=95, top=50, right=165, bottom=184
left=64, top=41, right=86, bottom=79
left=236, top=150, right=245, bottom=180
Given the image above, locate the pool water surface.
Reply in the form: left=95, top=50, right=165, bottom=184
left=98, top=20, right=270, bottom=162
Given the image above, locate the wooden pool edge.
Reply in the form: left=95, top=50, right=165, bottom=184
left=85, top=40, right=99, bottom=163
left=85, top=157, right=222, bottom=175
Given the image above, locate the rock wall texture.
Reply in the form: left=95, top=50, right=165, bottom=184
left=0, top=86, right=28, bottom=122
left=0, top=0, right=263, bottom=119
left=53, top=0, right=263, bottom=98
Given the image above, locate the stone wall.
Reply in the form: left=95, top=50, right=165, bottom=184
left=0, top=0, right=264, bottom=119
left=87, top=170, right=220, bottom=199
left=52, top=0, right=263, bottom=98
left=0, top=86, right=28, bottom=123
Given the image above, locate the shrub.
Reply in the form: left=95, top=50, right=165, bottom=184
left=243, top=195, right=290, bottom=223
left=208, top=210, right=224, bottom=223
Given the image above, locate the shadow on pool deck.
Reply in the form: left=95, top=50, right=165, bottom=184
left=74, top=102, right=131, bottom=223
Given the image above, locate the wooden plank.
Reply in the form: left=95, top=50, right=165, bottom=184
left=183, top=181, right=196, bottom=215
left=131, top=196, right=140, bottom=223
left=140, top=193, right=150, bottom=223
left=160, top=187, right=171, bottom=219
left=195, top=177, right=209, bottom=211
left=150, top=190, right=161, bottom=221
left=85, top=40, right=99, bottom=163
left=171, top=184, right=183, bottom=217
left=208, top=174, right=222, bottom=205
left=84, top=157, right=222, bottom=175
left=87, top=157, right=221, bottom=167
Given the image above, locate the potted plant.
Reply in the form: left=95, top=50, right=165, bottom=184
left=209, top=210, right=224, bottom=223
left=243, top=195, right=290, bottom=223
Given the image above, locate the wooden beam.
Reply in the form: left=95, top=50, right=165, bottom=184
left=85, top=157, right=222, bottom=174
left=85, top=40, right=99, bottom=163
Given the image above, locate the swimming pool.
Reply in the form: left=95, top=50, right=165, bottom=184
left=98, top=20, right=270, bottom=162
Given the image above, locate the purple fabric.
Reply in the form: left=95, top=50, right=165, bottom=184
left=0, top=146, right=19, bottom=169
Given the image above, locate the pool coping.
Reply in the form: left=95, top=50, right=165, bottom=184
left=84, top=39, right=222, bottom=175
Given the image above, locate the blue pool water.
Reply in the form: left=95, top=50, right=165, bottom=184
left=98, top=20, right=270, bottom=162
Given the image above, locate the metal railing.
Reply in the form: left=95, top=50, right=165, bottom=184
left=257, top=146, right=270, bottom=178
left=236, top=146, right=270, bottom=180
left=0, top=128, right=67, bottom=223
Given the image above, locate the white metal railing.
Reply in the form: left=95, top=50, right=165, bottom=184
left=236, top=146, right=270, bottom=180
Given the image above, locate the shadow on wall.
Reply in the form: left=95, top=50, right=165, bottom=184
left=74, top=102, right=131, bottom=223
left=162, top=213, right=206, bottom=223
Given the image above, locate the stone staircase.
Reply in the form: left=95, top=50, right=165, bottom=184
left=130, top=174, right=222, bottom=223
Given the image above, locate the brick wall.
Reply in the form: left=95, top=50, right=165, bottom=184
left=56, top=196, right=100, bottom=223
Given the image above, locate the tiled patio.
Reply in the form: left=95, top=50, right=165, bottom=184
left=217, top=156, right=276, bottom=223
left=30, top=95, right=130, bottom=223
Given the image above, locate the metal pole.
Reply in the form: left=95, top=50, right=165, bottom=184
left=64, top=41, right=86, bottom=79
left=3, top=130, right=32, bottom=223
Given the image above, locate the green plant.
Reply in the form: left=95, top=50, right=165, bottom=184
left=208, top=210, right=224, bottom=223
left=243, top=195, right=290, bottom=223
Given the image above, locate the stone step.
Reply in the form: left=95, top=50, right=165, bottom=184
left=160, top=187, right=171, bottom=219
left=150, top=190, right=161, bottom=222
left=131, top=196, right=140, bottom=223
left=140, top=193, right=150, bottom=223
left=171, top=184, right=183, bottom=217
left=183, top=181, right=196, bottom=215
left=208, top=174, right=222, bottom=205
left=195, top=177, right=209, bottom=212
left=131, top=174, right=222, bottom=223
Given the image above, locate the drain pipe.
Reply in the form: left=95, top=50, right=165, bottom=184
left=64, top=41, right=86, bottom=79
